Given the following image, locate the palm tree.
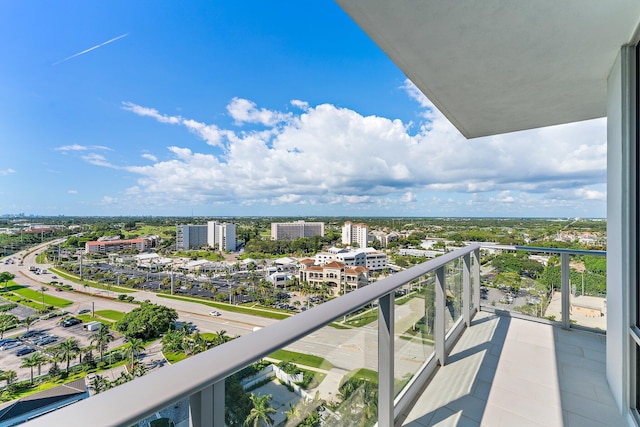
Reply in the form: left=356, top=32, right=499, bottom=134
left=20, top=316, right=37, bottom=332
left=2, top=370, right=17, bottom=388
left=123, top=337, right=145, bottom=368
left=89, top=374, right=109, bottom=394
left=32, top=352, right=48, bottom=377
left=89, top=324, right=114, bottom=361
left=21, top=353, right=40, bottom=384
left=39, top=286, right=48, bottom=311
left=244, top=393, right=276, bottom=427
left=57, top=337, right=80, bottom=372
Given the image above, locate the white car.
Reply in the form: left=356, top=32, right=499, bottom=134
left=209, top=310, right=221, bottom=316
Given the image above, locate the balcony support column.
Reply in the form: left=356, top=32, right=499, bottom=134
left=435, top=266, right=446, bottom=365
left=378, top=292, right=394, bottom=427
left=463, top=253, right=471, bottom=327
left=472, top=248, right=481, bottom=313
left=189, top=380, right=225, bottom=427
left=561, top=253, right=571, bottom=329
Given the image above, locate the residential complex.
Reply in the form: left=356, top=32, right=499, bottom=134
left=176, top=222, right=236, bottom=251
left=270, top=221, right=324, bottom=240
left=341, top=221, right=369, bottom=248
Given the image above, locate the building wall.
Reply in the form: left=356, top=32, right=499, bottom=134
left=271, top=221, right=324, bottom=240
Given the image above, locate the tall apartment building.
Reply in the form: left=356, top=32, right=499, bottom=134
left=270, top=221, right=324, bottom=240
left=176, top=222, right=236, bottom=250
left=341, top=221, right=369, bottom=248
left=207, top=221, right=236, bottom=251
left=176, top=224, right=208, bottom=249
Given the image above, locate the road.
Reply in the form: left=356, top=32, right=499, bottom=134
left=2, top=240, right=428, bottom=384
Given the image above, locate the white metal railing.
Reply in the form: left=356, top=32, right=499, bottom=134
left=24, top=244, right=481, bottom=427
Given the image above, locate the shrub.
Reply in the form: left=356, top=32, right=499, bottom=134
left=117, top=294, right=127, bottom=301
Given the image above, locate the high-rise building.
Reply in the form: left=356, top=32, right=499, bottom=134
left=176, top=224, right=208, bottom=249
left=270, top=221, right=324, bottom=240
left=341, top=221, right=369, bottom=248
left=176, top=222, right=236, bottom=250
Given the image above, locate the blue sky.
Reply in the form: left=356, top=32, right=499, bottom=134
left=0, top=1, right=606, bottom=218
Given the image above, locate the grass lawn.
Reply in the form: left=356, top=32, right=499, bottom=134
left=10, top=284, right=73, bottom=308
left=267, top=349, right=333, bottom=370
left=157, top=294, right=290, bottom=320
left=164, top=351, right=188, bottom=364
left=76, top=314, right=112, bottom=325
left=94, top=309, right=125, bottom=321
left=49, top=268, right=136, bottom=293
left=342, top=367, right=378, bottom=384
left=344, top=309, right=378, bottom=327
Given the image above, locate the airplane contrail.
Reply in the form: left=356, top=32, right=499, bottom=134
left=53, top=33, right=129, bottom=65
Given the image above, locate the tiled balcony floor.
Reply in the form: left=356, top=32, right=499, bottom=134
left=400, top=311, right=627, bottom=427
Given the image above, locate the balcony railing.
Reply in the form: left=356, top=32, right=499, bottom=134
left=23, top=244, right=604, bottom=426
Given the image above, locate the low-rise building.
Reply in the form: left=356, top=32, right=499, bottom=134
left=85, top=237, right=152, bottom=254
left=299, top=259, right=368, bottom=295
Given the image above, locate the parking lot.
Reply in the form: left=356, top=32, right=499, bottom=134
left=0, top=315, right=125, bottom=383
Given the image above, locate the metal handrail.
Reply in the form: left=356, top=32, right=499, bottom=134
left=25, top=244, right=481, bottom=427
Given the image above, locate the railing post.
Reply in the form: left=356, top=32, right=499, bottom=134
left=473, top=248, right=481, bottom=312
left=463, top=253, right=471, bottom=327
left=435, top=266, right=446, bottom=366
left=378, top=292, right=394, bottom=427
left=189, top=380, right=225, bottom=427
left=561, top=253, right=571, bottom=329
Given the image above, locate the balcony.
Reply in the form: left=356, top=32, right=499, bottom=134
left=22, top=245, right=619, bottom=427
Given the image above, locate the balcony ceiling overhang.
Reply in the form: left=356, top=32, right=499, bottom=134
left=336, top=1, right=640, bottom=138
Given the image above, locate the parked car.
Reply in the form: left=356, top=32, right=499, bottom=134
left=16, top=347, right=36, bottom=356
left=35, top=336, right=57, bottom=346
left=78, top=309, right=91, bottom=315
left=0, top=338, right=18, bottom=347
left=61, top=318, right=82, bottom=327
left=20, top=330, right=40, bottom=340
left=1, top=341, right=23, bottom=350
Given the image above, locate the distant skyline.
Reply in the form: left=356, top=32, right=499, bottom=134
left=0, top=2, right=606, bottom=218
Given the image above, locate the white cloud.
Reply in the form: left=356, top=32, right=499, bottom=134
left=141, top=153, right=158, bottom=162
left=291, top=100, right=309, bottom=111
left=55, top=144, right=111, bottom=152
left=227, top=97, right=290, bottom=126
left=82, top=154, right=117, bottom=168
left=0, top=168, right=15, bottom=176
left=122, top=102, right=181, bottom=124
left=67, top=189, right=78, bottom=194
left=117, top=92, right=606, bottom=214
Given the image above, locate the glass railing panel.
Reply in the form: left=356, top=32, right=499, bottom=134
left=393, top=272, right=435, bottom=397
left=479, top=250, right=555, bottom=322
left=569, top=255, right=607, bottom=331
left=445, top=258, right=463, bottom=333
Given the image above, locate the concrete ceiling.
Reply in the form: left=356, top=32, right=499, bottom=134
left=336, top=1, right=640, bottom=138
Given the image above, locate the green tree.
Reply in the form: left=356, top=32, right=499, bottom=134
left=493, top=272, right=523, bottom=293
left=244, top=393, right=276, bottom=427
left=21, top=315, right=37, bottom=332
left=57, top=337, right=81, bottom=372
left=89, top=324, right=115, bottom=361
left=123, top=337, right=146, bottom=368
left=32, top=352, right=48, bottom=376
left=0, top=314, right=18, bottom=339
left=20, top=352, right=40, bottom=384
left=0, top=272, right=14, bottom=289
left=114, top=303, right=178, bottom=339
left=2, top=370, right=17, bottom=388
